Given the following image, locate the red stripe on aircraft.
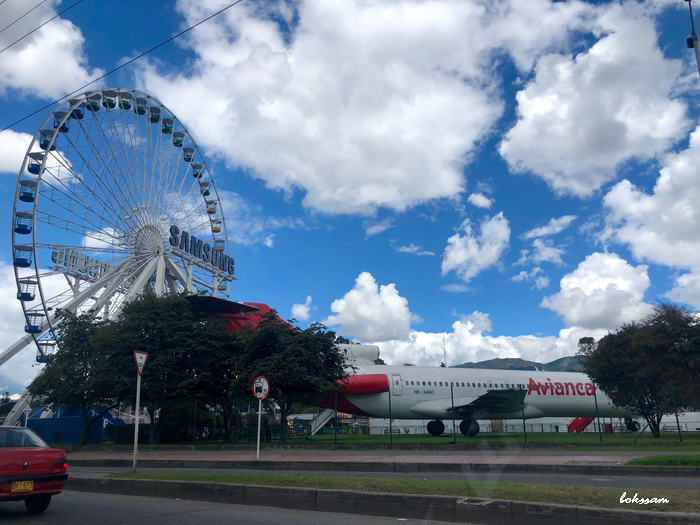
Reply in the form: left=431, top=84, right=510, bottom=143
left=337, top=374, right=389, bottom=395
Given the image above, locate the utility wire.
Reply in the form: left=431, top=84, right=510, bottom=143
left=1, top=0, right=245, bottom=133
left=0, top=0, right=84, bottom=55
left=0, top=0, right=49, bottom=36
left=0, top=0, right=9, bottom=7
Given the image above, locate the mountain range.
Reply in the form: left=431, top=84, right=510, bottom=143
left=451, top=356, right=583, bottom=372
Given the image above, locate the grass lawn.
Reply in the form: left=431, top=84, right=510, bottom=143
left=111, top=471, right=700, bottom=514
left=626, top=454, right=700, bottom=467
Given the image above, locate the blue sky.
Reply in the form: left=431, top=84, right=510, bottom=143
left=1, top=0, right=699, bottom=395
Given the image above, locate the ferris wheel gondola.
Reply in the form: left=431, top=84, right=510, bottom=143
left=2, top=88, right=235, bottom=366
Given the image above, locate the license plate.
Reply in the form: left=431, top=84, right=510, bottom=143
left=11, top=481, right=34, bottom=493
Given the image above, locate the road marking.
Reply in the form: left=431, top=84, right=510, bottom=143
left=590, top=478, right=613, bottom=481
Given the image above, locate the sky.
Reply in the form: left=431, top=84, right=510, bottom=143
left=1, top=0, right=699, bottom=396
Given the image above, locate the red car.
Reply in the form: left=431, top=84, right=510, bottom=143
left=0, top=426, right=68, bottom=514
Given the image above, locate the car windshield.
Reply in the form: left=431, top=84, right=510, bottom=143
left=0, top=428, right=48, bottom=448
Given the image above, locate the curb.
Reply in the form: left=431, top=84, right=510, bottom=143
left=67, top=458, right=700, bottom=478
left=64, top=477, right=700, bottom=524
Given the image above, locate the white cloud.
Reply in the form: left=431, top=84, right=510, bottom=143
left=324, top=272, right=421, bottom=342
left=516, top=238, right=566, bottom=266
left=441, top=212, right=510, bottom=282
left=364, top=218, right=394, bottom=236
left=534, top=276, right=551, bottom=290
left=462, top=310, right=492, bottom=334
left=0, top=0, right=102, bottom=99
left=218, top=190, right=302, bottom=246
left=0, top=263, right=44, bottom=395
left=291, top=295, right=313, bottom=321
left=511, top=266, right=550, bottom=290
left=375, top=321, right=607, bottom=368
left=522, top=215, right=577, bottom=239
left=499, top=5, right=688, bottom=197
left=0, top=131, right=32, bottom=175
left=530, top=239, right=565, bottom=265
left=396, top=244, right=435, bottom=256
left=440, top=284, right=469, bottom=293
left=603, top=124, right=700, bottom=272
left=541, top=252, right=653, bottom=331
left=467, top=193, right=493, bottom=209
left=665, top=272, right=700, bottom=308
left=135, top=0, right=514, bottom=215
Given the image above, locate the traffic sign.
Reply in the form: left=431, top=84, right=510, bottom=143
left=134, top=351, right=148, bottom=376
left=252, top=376, right=269, bottom=400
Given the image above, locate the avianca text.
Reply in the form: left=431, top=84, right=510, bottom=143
left=527, top=377, right=595, bottom=396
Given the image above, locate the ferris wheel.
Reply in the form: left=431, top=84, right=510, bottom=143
left=1, top=88, right=235, bottom=367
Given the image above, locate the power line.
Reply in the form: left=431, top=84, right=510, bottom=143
left=0, top=0, right=10, bottom=6
left=1, top=0, right=245, bottom=133
left=0, top=0, right=49, bottom=36
left=0, top=0, right=84, bottom=55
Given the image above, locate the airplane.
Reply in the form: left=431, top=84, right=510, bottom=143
left=318, top=344, right=636, bottom=437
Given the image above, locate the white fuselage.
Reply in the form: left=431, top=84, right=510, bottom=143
left=342, top=365, right=631, bottom=420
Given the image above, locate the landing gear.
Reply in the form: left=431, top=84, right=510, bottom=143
left=625, top=418, right=641, bottom=432
left=427, top=420, right=445, bottom=436
left=459, top=419, right=480, bottom=437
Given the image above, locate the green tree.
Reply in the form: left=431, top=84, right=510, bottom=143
left=237, top=313, right=348, bottom=442
left=97, top=294, right=231, bottom=443
left=578, top=302, right=700, bottom=437
left=28, top=312, right=128, bottom=445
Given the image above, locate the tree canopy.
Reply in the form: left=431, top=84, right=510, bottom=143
left=28, top=311, right=126, bottom=444
left=236, top=312, right=348, bottom=441
left=29, top=296, right=348, bottom=443
left=577, top=302, right=700, bottom=437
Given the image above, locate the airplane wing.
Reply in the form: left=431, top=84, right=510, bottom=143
left=461, top=388, right=527, bottom=417
left=409, top=388, right=527, bottom=419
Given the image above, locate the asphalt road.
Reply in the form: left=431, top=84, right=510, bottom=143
left=70, top=466, right=700, bottom=491
left=0, top=491, right=456, bottom=525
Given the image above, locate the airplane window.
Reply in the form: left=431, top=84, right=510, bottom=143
left=489, top=382, right=493, bottom=388
left=439, top=382, right=443, bottom=386
left=422, top=381, right=426, bottom=386
left=427, top=381, right=431, bottom=386
left=395, top=381, right=399, bottom=385
left=462, top=382, right=465, bottom=387
left=501, top=383, right=504, bottom=388
left=411, top=381, right=414, bottom=385
left=478, top=383, right=481, bottom=387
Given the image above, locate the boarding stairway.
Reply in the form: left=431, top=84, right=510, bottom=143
left=308, top=408, right=336, bottom=437
left=567, top=417, right=594, bottom=433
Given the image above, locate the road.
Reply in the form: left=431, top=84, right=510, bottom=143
left=70, top=466, right=700, bottom=490
left=0, top=491, right=456, bottom=525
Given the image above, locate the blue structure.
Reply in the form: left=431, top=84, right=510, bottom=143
left=26, top=406, right=124, bottom=444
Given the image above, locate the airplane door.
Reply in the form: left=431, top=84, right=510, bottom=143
left=391, top=374, right=402, bottom=396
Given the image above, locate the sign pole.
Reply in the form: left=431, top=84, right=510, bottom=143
left=132, top=372, right=142, bottom=473
left=256, top=397, right=262, bottom=459
left=251, top=376, right=270, bottom=460
left=132, top=351, right=148, bottom=474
